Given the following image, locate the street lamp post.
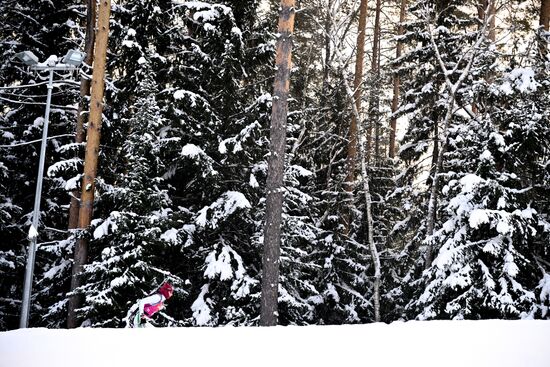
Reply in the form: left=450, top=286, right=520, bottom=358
left=14, top=50, right=86, bottom=328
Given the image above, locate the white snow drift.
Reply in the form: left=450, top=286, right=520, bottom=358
left=1, top=320, right=549, bottom=367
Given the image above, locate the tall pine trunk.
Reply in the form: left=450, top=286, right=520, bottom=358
left=68, top=0, right=96, bottom=230
left=369, top=0, right=382, bottom=164
left=539, top=0, right=549, bottom=54
left=260, top=0, right=296, bottom=327
left=389, top=0, right=407, bottom=158
left=67, top=0, right=111, bottom=328
left=321, top=0, right=332, bottom=105
left=541, top=0, right=549, bottom=30
left=343, top=0, right=368, bottom=235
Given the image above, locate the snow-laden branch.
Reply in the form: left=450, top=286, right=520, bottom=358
left=422, top=1, right=493, bottom=269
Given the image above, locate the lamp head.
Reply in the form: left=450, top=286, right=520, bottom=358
left=15, top=51, right=39, bottom=66
left=61, top=50, right=86, bottom=66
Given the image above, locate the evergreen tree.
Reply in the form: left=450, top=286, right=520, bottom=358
left=399, top=1, right=550, bottom=320
left=77, top=69, right=183, bottom=327
left=409, top=56, right=550, bottom=318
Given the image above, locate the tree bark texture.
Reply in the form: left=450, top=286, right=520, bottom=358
left=541, top=0, right=550, bottom=30
left=342, top=0, right=368, bottom=235
left=389, top=0, right=407, bottom=159
left=369, top=0, right=382, bottom=164
left=477, top=0, right=496, bottom=41
left=539, top=0, right=549, bottom=54
left=321, top=0, right=332, bottom=103
left=68, top=0, right=96, bottom=230
left=260, top=0, right=295, bottom=327
left=67, top=0, right=111, bottom=329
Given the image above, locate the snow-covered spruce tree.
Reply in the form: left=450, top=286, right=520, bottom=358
left=287, top=77, right=372, bottom=324
left=409, top=62, right=550, bottom=318
left=158, top=1, right=324, bottom=326
left=68, top=0, right=277, bottom=327
left=391, top=0, right=495, bottom=316
left=0, top=0, right=82, bottom=329
left=48, top=0, right=183, bottom=327
left=404, top=7, right=550, bottom=319
left=76, top=68, right=184, bottom=327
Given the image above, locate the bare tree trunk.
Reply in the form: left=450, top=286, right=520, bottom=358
left=260, top=0, right=296, bottom=327
left=541, top=0, right=550, bottom=30
left=477, top=1, right=496, bottom=41
left=337, top=0, right=381, bottom=320
left=321, top=0, right=332, bottom=102
left=472, top=0, right=496, bottom=117
left=361, top=138, right=381, bottom=322
left=389, top=0, right=407, bottom=159
left=343, top=0, right=369, bottom=235
left=539, top=0, right=550, bottom=54
left=369, top=0, right=382, bottom=164
left=67, top=0, right=111, bottom=329
left=68, top=0, right=96, bottom=230
left=488, top=0, right=496, bottom=41
left=431, top=114, right=439, bottom=181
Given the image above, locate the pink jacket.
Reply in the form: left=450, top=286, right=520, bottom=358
left=139, top=293, right=166, bottom=318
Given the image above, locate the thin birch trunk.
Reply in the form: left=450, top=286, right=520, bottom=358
left=260, top=0, right=296, bottom=327
left=477, top=0, right=496, bottom=42
left=67, top=0, right=111, bottom=328
left=342, top=74, right=381, bottom=322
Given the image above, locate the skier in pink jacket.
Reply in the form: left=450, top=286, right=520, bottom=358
left=126, top=282, right=174, bottom=328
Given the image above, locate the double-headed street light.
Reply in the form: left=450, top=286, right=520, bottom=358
left=14, top=49, right=86, bottom=328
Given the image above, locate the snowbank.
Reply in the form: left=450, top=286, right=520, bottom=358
left=1, top=320, right=549, bottom=367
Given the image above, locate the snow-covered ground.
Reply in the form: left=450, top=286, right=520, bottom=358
left=1, top=320, right=549, bottom=367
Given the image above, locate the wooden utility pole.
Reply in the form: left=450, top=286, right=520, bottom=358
left=389, top=0, right=407, bottom=159
left=68, top=0, right=96, bottom=230
left=343, top=0, right=368, bottom=235
left=67, top=0, right=111, bottom=329
left=260, top=0, right=296, bottom=327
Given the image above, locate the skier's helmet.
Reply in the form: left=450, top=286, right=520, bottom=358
left=159, top=282, right=174, bottom=299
